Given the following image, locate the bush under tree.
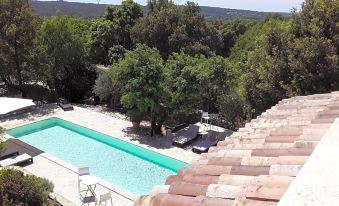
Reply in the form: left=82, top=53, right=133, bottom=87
left=0, top=169, right=54, bottom=206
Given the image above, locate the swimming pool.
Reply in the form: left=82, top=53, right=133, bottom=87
left=7, top=117, right=188, bottom=195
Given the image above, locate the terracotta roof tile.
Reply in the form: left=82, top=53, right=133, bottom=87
left=269, top=165, right=302, bottom=177
left=251, top=148, right=313, bottom=157
left=185, top=165, right=232, bottom=176
left=276, top=156, right=308, bottom=165
left=265, top=135, right=299, bottom=143
left=168, top=182, right=208, bottom=196
left=152, top=194, right=234, bottom=206
left=135, top=92, right=339, bottom=206
left=206, top=184, right=243, bottom=199
left=230, top=166, right=270, bottom=176
left=245, top=184, right=288, bottom=201
left=182, top=175, right=219, bottom=185
left=241, top=157, right=278, bottom=166
left=218, top=175, right=255, bottom=186
left=233, top=197, right=277, bottom=206
left=206, top=157, right=242, bottom=166
left=165, top=175, right=181, bottom=185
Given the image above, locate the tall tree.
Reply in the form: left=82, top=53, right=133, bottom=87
left=238, top=18, right=292, bottom=117
left=38, top=16, right=96, bottom=102
left=110, top=44, right=166, bottom=135
left=165, top=52, right=234, bottom=122
left=210, top=18, right=254, bottom=57
left=131, top=0, right=181, bottom=60
left=90, top=0, right=143, bottom=65
left=131, top=0, right=220, bottom=60
left=287, top=0, right=339, bottom=95
left=0, top=0, right=38, bottom=97
left=165, top=52, right=206, bottom=120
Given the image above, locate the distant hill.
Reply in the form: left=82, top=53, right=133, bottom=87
left=29, top=0, right=290, bottom=20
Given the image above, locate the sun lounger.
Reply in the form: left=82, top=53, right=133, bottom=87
left=0, top=151, right=19, bottom=161
left=57, top=98, right=74, bottom=111
left=192, top=130, right=220, bottom=153
left=0, top=153, right=33, bottom=167
left=172, top=124, right=199, bottom=147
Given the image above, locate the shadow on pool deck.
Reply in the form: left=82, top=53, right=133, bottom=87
left=0, top=104, right=59, bottom=123
left=4, top=138, right=44, bottom=158
left=123, top=126, right=173, bottom=149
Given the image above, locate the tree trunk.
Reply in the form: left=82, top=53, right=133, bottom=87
left=151, top=115, right=164, bottom=136
left=13, top=40, right=27, bottom=98
left=151, top=112, right=155, bottom=137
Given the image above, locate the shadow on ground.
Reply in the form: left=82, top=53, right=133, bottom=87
left=0, top=104, right=59, bottom=123
left=4, top=138, right=44, bottom=157
left=123, top=126, right=173, bottom=149
left=122, top=125, right=233, bottom=151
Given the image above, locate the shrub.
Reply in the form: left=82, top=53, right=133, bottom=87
left=0, top=169, right=54, bottom=206
left=93, top=72, right=114, bottom=102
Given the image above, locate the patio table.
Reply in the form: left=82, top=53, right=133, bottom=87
left=81, top=175, right=99, bottom=200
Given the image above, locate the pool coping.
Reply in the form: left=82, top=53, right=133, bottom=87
left=5, top=115, right=190, bottom=165
left=1, top=112, right=194, bottom=204
left=3, top=133, right=138, bottom=204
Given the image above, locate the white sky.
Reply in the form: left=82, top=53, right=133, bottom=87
left=40, top=0, right=305, bottom=12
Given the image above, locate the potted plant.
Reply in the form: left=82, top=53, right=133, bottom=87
left=127, top=109, right=144, bottom=128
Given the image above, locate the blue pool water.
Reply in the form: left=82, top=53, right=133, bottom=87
left=7, top=118, right=188, bottom=195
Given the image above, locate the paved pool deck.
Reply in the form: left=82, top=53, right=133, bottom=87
left=0, top=104, right=203, bottom=206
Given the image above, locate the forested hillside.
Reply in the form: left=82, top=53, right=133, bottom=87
left=1, top=0, right=338, bottom=135
left=29, top=0, right=290, bottom=20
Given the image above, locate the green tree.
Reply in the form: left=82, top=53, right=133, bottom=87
left=104, top=0, right=143, bottom=49
left=165, top=52, right=206, bottom=121
left=108, top=45, right=126, bottom=64
left=238, top=18, right=291, bottom=117
left=90, top=0, right=143, bottom=65
left=131, top=0, right=220, bottom=60
left=131, top=0, right=181, bottom=60
left=211, top=18, right=254, bottom=57
left=165, top=52, right=234, bottom=122
left=287, top=0, right=339, bottom=95
left=38, top=16, right=96, bottom=102
left=89, top=18, right=118, bottom=65
left=201, top=55, right=235, bottom=112
left=110, top=44, right=166, bottom=135
left=237, top=0, right=339, bottom=118
left=0, top=0, right=38, bottom=97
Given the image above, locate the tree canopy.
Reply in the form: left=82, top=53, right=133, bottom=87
left=37, top=16, right=96, bottom=102
left=0, top=0, right=338, bottom=133
left=90, top=0, right=143, bottom=65
left=109, top=44, right=166, bottom=134
left=131, top=0, right=221, bottom=60
left=0, top=0, right=38, bottom=97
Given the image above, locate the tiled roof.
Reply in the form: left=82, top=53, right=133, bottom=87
left=135, top=92, right=339, bottom=206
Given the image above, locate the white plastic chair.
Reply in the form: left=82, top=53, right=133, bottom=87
left=200, top=112, right=210, bottom=127
left=96, top=192, right=113, bottom=206
left=201, top=112, right=209, bottom=122
left=78, top=167, right=90, bottom=194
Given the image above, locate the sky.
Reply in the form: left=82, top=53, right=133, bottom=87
left=43, top=0, right=305, bottom=12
